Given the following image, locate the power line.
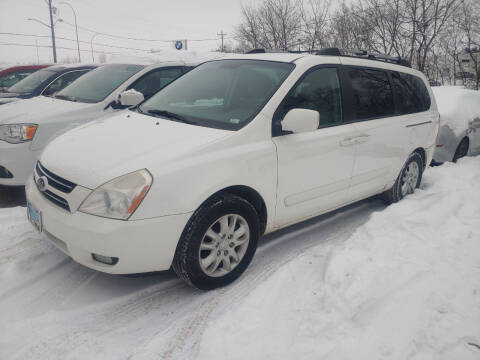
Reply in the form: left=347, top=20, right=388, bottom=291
left=0, top=41, right=132, bottom=56
left=60, top=20, right=225, bottom=42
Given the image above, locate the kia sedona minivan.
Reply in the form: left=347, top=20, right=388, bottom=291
left=0, top=62, right=193, bottom=186
left=26, top=49, right=439, bottom=290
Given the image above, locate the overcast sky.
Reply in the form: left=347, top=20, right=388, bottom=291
left=0, top=0, right=245, bottom=65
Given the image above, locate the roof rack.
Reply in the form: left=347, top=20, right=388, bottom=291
left=316, top=47, right=411, bottom=68
left=245, top=48, right=287, bottom=54
left=245, top=47, right=411, bottom=68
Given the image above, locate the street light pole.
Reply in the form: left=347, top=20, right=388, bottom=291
left=47, top=0, right=57, bottom=63
left=59, top=1, right=80, bottom=62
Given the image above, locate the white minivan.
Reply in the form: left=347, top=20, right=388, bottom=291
left=26, top=50, right=439, bottom=290
left=0, top=62, right=192, bottom=186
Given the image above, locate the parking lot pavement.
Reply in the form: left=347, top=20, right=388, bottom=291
left=0, top=186, right=26, bottom=208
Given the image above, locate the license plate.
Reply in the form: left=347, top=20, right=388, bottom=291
left=27, top=202, right=43, bottom=233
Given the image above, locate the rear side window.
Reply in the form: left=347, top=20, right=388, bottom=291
left=348, top=67, right=394, bottom=120
left=276, top=67, right=343, bottom=127
left=42, top=70, right=89, bottom=96
left=128, top=67, right=185, bottom=100
left=391, top=72, right=431, bottom=114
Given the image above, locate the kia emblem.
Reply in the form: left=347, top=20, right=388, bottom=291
left=36, top=176, right=48, bottom=192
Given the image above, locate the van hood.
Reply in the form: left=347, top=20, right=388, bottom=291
left=41, top=110, right=232, bottom=189
left=0, top=96, right=93, bottom=125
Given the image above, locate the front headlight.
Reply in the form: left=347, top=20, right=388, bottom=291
left=0, top=124, right=38, bottom=144
left=79, top=169, right=153, bottom=220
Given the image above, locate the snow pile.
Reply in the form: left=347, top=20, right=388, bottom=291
left=432, top=86, right=480, bottom=136
left=0, top=157, right=479, bottom=359
left=197, top=157, right=480, bottom=360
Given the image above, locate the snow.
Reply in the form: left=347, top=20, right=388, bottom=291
left=1, top=157, right=479, bottom=359
left=432, top=86, right=480, bottom=136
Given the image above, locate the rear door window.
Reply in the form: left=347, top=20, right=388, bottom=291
left=276, top=67, right=343, bottom=128
left=128, top=67, right=186, bottom=100
left=391, top=72, right=431, bottom=114
left=42, top=70, right=89, bottom=96
left=348, top=67, right=394, bottom=120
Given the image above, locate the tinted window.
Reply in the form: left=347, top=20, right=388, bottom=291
left=276, top=67, right=342, bottom=130
left=348, top=67, right=394, bottom=120
left=128, top=67, right=186, bottom=100
left=56, top=64, right=144, bottom=103
left=391, top=72, right=431, bottom=114
left=139, top=60, right=294, bottom=130
left=0, top=70, right=36, bottom=89
left=8, top=68, right=58, bottom=94
left=42, top=70, right=89, bottom=96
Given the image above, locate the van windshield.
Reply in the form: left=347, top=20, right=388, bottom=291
left=138, top=60, right=294, bottom=130
left=55, top=64, right=144, bottom=103
left=8, top=68, right=57, bottom=94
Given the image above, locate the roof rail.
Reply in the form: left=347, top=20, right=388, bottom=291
left=245, top=48, right=287, bottom=54
left=316, top=47, right=411, bottom=68
left=245, top=47, right=411, bottom=67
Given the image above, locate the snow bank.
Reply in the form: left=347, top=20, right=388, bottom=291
left=197, top=157, right=480, bottom=360
left=0, top=158, right=479, bottom=359
left=432, top=86, right=480, bottom=136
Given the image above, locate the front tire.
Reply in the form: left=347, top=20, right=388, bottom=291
left=382, top=152, right=423, bottom=204
left=172, top=193, right=260, bottom=290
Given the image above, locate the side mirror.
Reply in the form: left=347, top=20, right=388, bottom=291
left=281, top=108, right=319, bottom=134
left=118, top=89, right=144, bottom=107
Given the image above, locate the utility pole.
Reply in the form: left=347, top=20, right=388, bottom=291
left=47, top=0, right=58, bottom=63
left=217, top=30, right=227, bottom=52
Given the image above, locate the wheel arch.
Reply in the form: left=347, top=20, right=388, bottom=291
left=412, top=147, right=427, bottom=169
left=196, top=185, right=268, bottom=236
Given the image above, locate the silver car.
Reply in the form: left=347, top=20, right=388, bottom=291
left=432, top=87, right=480, bottom=163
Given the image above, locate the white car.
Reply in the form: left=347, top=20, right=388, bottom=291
left=0, top=62, right=193, bottom=186
left=432, top=86, right=480, bottom=163
left=26, top=50, right=439, bottom=290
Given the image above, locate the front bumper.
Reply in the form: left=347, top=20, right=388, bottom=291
left=26, top=176, right=192, bottom=274
left=0, top=141, right=40, bottom=186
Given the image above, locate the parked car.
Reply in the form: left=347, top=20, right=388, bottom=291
left=0, top=64, right=98, bottom=105
left=0, top=65, right=51, bottom=91
left=432, top=86, right=480, bottom=163
left=25, top=50, right=439, bottom=290
left=0, top=62, right=193, bottom=186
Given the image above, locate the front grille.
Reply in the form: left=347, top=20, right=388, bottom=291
left=35, top=162, right=76, bottom=212
left=0, top=166, right=13, bottom=179
left=36, top=162, right=76, bottom=193
left=43, top=189, right=70, bottom=211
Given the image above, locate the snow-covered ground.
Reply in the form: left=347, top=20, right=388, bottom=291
left=0, top=157, right=479, bottom=360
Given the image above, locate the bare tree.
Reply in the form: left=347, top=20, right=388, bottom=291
left=300, top=0, right=331, bottom=51
left=403, top=0, right=461, bottom=71
left=236, top=0, right=303, bottom=51
left=458, top=0, right=480, bottom=89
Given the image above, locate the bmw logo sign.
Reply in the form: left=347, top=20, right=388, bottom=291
left=175, top=41, right=183, bottom=50
left=36, top=176, right=48, bottom=192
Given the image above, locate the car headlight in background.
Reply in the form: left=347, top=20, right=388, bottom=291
left=79, top=169, right=153, bottom=220
left=0, top=124, right=38, bottom=144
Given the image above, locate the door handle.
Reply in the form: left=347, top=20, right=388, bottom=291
left=340, top=137, right=356, bottom=146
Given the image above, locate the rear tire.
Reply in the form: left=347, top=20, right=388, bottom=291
left=382, top=152, right=424, bottom=205
left=172, top=193, right=260, bottom=290
left=453, top=137, right=469, bottom=162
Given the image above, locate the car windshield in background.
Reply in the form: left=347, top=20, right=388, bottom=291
left=55, top=64, right=145, bottom=103
left=138, top=60, right=295, bottom=130
left=7, top=68, right=57, bottom=94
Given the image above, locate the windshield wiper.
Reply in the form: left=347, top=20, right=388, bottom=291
left=54, top=94, right=77, bottom=102
left=145, top=109, right=195, bottom=125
